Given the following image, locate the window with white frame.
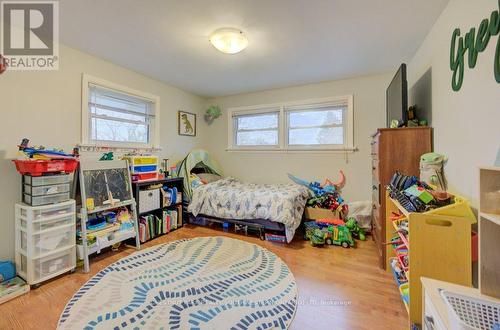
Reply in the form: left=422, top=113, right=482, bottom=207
left=82, top=75, right=160, bottom=148
left=228, top=96, right=354, bottom=151
left=232, top=109, right=280, bottom=147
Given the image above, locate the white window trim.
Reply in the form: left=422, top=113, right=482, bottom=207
left=81, top=74, right=161, bottom=149
left=227, top=95, right=355, bottom=152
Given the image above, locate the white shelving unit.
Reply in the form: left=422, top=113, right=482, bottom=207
left=479, top=166, right=500, bottom=299
left=15, top=200, right=76, bottom=286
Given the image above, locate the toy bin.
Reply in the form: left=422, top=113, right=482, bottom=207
left=16, top=199, right=75, bottom=221
left=23, top=192, right=70, bottom=206
left=427, top=195, right=477, bottom=224
left=23, top=183, right=70, bottom=196
left=24, top=174, right=71, bottom=186
left=440, top=290, right=500, bottom=330
left=20, top=224, right=75, bottom=258
left=16, top=247, right=75, bottom=285
left=133, top=165, right=157, bottom=173
left=13, top=159, right=78, bottom=176
left=399, top=283, right=410, bottom=313
left=132, top=172, right=158, bottom=182
left=19, top=213, right=74, bottom=232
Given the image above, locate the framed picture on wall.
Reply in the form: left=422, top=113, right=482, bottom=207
left=178, top=111, right=196, bottom=136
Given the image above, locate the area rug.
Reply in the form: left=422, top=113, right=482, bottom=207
left=58, top=237, right=298, bottom=329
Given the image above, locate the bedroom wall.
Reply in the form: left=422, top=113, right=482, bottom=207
left=204, top=73, right=392, bottom=203
left=408, top=0, right=500, bottom=205
left=0, top=45, right=207, bottom=261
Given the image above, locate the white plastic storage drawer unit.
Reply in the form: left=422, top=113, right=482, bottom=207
left=138, top=188, right=160, bottom=213
left=15, top=200, right=76, bottom=285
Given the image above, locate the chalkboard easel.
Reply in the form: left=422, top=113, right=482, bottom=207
left=77, top=159, right=140, bottom=273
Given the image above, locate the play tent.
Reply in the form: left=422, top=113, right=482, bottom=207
left=175, top=149, right=223, bottom=201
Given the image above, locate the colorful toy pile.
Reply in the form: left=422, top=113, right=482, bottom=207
left=288, top=171, right=347, bottom=215
left=13, top=138, right=79, bottom=176
left=388, top=171, right=455, bottom=213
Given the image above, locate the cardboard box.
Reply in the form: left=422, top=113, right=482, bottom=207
left=305, top=207, right=341, bottom=220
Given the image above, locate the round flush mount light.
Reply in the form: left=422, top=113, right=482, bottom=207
left=209, top=28, right=248, bottom=54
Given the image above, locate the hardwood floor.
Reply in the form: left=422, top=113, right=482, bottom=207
left=0, top=225, right=408, bottom=329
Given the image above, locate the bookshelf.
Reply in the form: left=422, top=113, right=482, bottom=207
left=132, top=177, right=185, bottom=243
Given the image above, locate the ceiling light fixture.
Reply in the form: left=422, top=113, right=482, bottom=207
left=209, top=28, right=248, bottom=54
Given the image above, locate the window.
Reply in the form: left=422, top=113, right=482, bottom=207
left=233, top=110, right=280, bottom=147
left=227, top=96, right=354, bottom=151
left=82, top=75, right=160, bottom=148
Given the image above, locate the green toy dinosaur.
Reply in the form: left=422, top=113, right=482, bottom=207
left=345, top=217, right=366, bottom=241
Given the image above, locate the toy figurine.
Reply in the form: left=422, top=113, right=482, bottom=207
left=345, top=217, right=366, bottom=241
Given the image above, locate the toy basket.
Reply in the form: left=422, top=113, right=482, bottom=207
left=13, top=159, right=78, bottom=176
left=440, top=290, right=500, bottom=330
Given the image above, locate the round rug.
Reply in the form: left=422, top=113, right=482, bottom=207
left=58, top=237, right=298, bottom=330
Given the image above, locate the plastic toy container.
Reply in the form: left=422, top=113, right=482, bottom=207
left=128, top=156, right=158, bottom=165
left=440, top=290, right=500, bottom=330
left=19, top=213, right=74, bottom=232
left=20, top=224, right=75, bottom=257
left=132, top=172, right=158, bottom=182
left=13, top=159, right=78, bottom=176
left=23, top=183, right=70, bottom=196
left=16, top=247, right=75, bottom=285
left=133, top=165, right=157, bottom=173
left=16, top=199, right=75, bottom=221
left=24, top=174, right=71, bottom=186
left=23, top=192, right=70, bottom=206
left=399, top=283, right=410, bottom=313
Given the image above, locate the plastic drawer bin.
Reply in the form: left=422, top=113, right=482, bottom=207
left=20, top=214, right=74, bottom=232
left=24, top=174, right=71, bottom=186
left=17, top=200, right=75, bottom=221
left=130, top=156, right=158, bottom=165
left=23, top=192, right=70, bottom=206
left=23, top=183, right=70, bottom=196
left=18, top=247, right=75, bottom=285
left=132, top=165, right=157, bottom=173
left=21, top=225, right=75, bottom=257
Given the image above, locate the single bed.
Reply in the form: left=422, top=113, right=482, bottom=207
left=188, top=177, right=310, bottom=242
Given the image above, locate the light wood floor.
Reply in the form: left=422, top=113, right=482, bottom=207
left=0, top=225, right=408, bottom=329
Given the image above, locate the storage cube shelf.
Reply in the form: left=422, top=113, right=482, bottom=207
left=15, top=200, right=76, bottom=285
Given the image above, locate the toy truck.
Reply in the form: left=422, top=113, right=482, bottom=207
left=324, top=225, right=355, bottom=248
left=304, top=221, right=354, bottom=248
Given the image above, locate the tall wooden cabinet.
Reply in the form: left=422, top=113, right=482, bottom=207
left=371, top=127, right=433, bottom=269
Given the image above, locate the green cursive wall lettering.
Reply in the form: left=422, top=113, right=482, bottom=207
left=450, top=0, right=500, bottom=91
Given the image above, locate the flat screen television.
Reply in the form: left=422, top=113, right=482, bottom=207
left=386, top=63, right=408, bottom=127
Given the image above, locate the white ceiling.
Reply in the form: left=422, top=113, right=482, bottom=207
left=59, top=0, right=449, bottom=97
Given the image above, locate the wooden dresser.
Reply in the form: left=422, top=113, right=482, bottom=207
left=371, top=127, right=433, bottom=269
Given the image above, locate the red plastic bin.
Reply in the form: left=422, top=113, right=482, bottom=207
left=13, top=159, right=78, bottom=176
left=132, top=172, right=158, bottom=182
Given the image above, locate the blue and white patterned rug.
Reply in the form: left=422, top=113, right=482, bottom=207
left=58, top=237, right=298, bottom=330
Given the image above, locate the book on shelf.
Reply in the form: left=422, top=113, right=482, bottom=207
left=0, top=276, right=30, bottom=305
